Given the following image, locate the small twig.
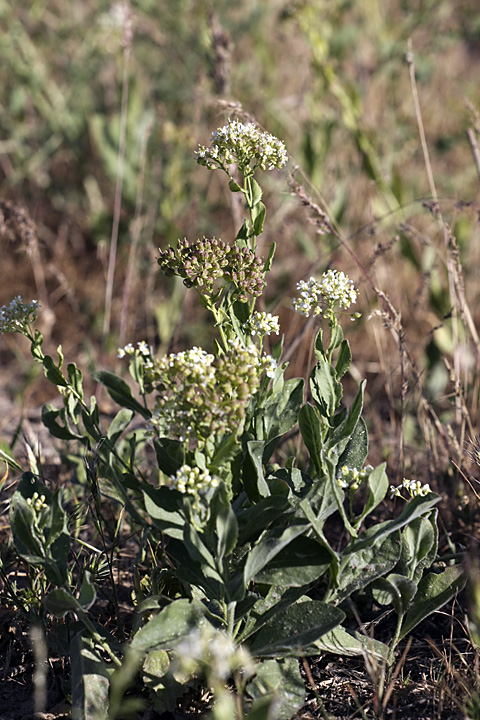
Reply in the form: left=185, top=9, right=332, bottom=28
left=467, top=127, right=480, bottom=185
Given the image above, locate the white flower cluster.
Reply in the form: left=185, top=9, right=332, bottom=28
left=173, top=626, right=255, bottom=683
left=242, top=311, right=280, bottom=338
left=337, top=464, right=374, bottom=492
left=390, top=477, right=431, bottom=500
left=170, top=464, right=219, bottom=495
left=292, top=270, right=357, bottom=318
left=0, top=296, right=39, bottom=334
left=196, top=120, right=288, bottom=171
left=117, top=340, right=151, bottom=359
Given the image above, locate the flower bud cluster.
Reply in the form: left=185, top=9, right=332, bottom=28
left=292, top=270, right=357, bottom=318
left=390, top=477, right=431, bottom=500
left=145, top=342, right=276, bottom=444
left=242, top=311, right=280, bottom=338
left=170, top=464, right=219, bottom=495
left=195, top=120, right=288, bottom=172
left=26, top=491, right=48, bottom=512
left=0, top=296, right=39, bottom=334
left=337, top=464, right=374, bottom=492
left=158, top=237, right=265, bottom=303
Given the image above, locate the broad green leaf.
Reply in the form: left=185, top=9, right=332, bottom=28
left=252, top=201, right=266, bottom=236
left=244, top=523, right=309, bottom=586
left=142, top=485, right=184, bottom=539
left=259, top=378, right=304, bottom=450
left=70, top=632, right=109, bottom=720
left=107, top=408, right=134, bottom=445
left=372, top=573, right=417, bottom=615
left=67, top=362, right=84, bottom=400
left=78, top=570, right=97, bottom=610
left=42, top=354, right=67, bottom=387
left=142, top=650, right=170, bottom=691
left=255, top=536, right=330, bottom=587
left=214, top=489, right=238, bottom=567
left=248, top=176, right=263, bottom=206
left=310, top=356, right=342, bottom=421
left=42, top=403, right=85, bottom=441
left=328, top=323, right=344, bottom=354
left=335, top=338, right=351, bottom=379
left=329, top=531, right=401, bottom=604
left=131, top=598, right=208, bottom=651
left=183, top=523, right=223, bottom=583
left=337, top=417, right=368, bottom=473
left=350, top=492, right=441, bottom=553
left=298, top=402, right=323, bottom=475
left=236, top=493, right=290, bottom=545
left=248, top=599, right=344, bottom=657
left=243, top=440, right=270, bottom=501
left=399, top=565, right=466, bottom=640
left=328, top=380, right=365, bottom=457
left=91, top=370, right=150, bottom=418
left=246, top=658, right=305, bottom=720
left=45, top=588, right=83, bottom=618
left=313, top=625, right=388, bottom=660
left=354, top=462, right=389, bottom=528
left=396, top=512, right=438, bottom=583
left=153, top=437, right=184, bottom=477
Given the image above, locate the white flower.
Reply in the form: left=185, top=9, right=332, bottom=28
left=0, top=296, right=39, bottom=334
left=292, top=271, right=357, bottom=318
left=242, top=311, right=280, bottom=337
left=390, top=477, right=431, bottom=500
left=196, top=120, right=288, bottom=171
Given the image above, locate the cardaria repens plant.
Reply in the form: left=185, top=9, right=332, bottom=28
left=1, top=120, right=465, bottom=720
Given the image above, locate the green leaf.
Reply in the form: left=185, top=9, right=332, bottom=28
left=42, top=354, right=67, bottom=387
left=337, top=417, right=368, bottom=472
left=330, top=531, right=401, bottom=604
left=213, top=487, right=238, bottom=568
left=244, top=522, right=310, bottom=586
left=399, top=565, right=466, bottom=640
left=67, top=362, right=84, bottom=401
left=396, top=512, right=438, bottom=583
left=263, top=241, right=276, bottom=273
left=107, top=408, right=134, bottom=445
left=351, top=492, right=441, bottom=553
left=92, top=370, right=150, bottom=417
left=260, top=378, right=304, bottom=451
left=335, top=339, right=352, bottom=378
left=255, top=536, right=330, bottom=587
left=252, top=201, right=266, bottom=236
left=153, top=437, right=184, bottom=477
left=248, top=599, right=344, bottom=657
left=372, top=573, right=418, bottom=615
left=70, top=632, right=109, bottom=720
left=328, top=380, right=365, bottom=456
left=142, top=485, right=185, bottom=539
left=313, top=625, right=389, bottom=660
left=42, top=403, right=85, bottom=441
left=45, top=588, right=83, bottom=618
left=131, top=599, right=208, bottom=652
left=246, top=658, right=305, bottom=720
left=0, top=446, right=22, bottom=472
left=236, top=492, right=290, bottom=545
left=310, top=356, right=342, bottom=421
left=229, top=179, right=242, bottom=192
left=354, top=462, right=389, bottom=528
left=243, top=440, right=270, bottom=501
left=298, top=403, right=323, bottom=476
left=249, top=177, right=263, bottom=206
left=78, top=570, right=97, bottom=610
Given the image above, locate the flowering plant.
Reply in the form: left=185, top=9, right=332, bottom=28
left=1, top=120, right=465, bottom=719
